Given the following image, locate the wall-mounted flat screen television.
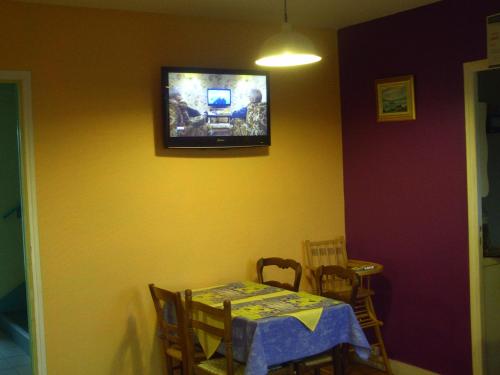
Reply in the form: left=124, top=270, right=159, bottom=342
left=162, top=66, right=270, bottom=148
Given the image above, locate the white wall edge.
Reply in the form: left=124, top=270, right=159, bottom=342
left=463, top=59, right=489, bottom=375
left=389, top=359, right=440, bottom=375
left=0, top=70, right=47, bottom=375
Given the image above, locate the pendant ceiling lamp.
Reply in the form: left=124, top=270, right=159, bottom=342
left=255, top=0, right=322, bottom=67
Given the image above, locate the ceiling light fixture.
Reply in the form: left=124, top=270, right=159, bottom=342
left=255, top=0, right=322, bottom=67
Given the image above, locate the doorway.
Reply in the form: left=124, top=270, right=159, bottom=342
left=0, top=82, right=31, bottom=373
left=0, top=71, right=46, bottom=375
left=464, top=60, right=500, bottom=375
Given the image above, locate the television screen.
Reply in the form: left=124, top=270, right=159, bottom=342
left=207, top=88, right=231, bottom=107
left=162, top=66, right=270, bottom=148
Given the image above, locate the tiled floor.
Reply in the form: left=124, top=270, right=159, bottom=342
left=0, top=330, right=31, bottom=375
left=346, top=364, right=385, bottom=375
left=315, top=364, right=384, bottom=375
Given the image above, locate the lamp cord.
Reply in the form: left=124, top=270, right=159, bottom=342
left=283, top=0, right=288, bottom=23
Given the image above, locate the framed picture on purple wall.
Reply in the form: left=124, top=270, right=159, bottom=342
left=375, top=75, right=416, bottom=122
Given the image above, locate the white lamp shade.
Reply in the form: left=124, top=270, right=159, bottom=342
left=256, top=24, right=321, bottom=67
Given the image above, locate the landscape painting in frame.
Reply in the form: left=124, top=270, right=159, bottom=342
left=375, top=75, right=416, bottom=122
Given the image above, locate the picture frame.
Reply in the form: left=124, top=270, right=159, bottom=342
left=375, top=75, right=416, bottom=122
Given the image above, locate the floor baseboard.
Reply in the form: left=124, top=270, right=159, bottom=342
left=0, top=312, right=30, bottom=355
left=389, top=359, right=439, bottom=375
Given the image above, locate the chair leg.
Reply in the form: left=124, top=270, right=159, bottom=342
left=365, top=297, right=391, bottom=375
left=372, top=324, right=392, bottom=375
left=341, top=344, right=350, bottom=374
left=165, top=356, right=174, bottom=375
left=353, top=295, right=392, bottom=375
left=333, top=345, right=344, bottom=375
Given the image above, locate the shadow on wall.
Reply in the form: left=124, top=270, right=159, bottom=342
left=247, top=259, right=258, bottom=282
left=372, top=275, right=392, bottom=326
left=110, top=286, right=163, bottom=375
left=110, top=315, right=144, bottom=375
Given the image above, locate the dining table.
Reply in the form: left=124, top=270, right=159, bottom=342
left=184, top=281, right=370, bottom=375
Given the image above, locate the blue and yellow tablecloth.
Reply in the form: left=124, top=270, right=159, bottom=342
left=186, top=281, right=370, bottom=375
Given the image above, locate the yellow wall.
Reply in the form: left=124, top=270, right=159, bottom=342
left=0, top=2, right=344, bottom=374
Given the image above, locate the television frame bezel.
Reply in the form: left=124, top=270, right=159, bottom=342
left=162, top=66, right=271, bottom=149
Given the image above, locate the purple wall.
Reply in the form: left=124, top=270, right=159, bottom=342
left=339, top=1, right=499, bottom=373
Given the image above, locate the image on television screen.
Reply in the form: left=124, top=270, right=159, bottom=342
left=207, top=88, right=231, bottom=107
left=164, top=68, right=269, bottom=145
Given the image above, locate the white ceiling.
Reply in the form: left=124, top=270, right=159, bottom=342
left=15, top=0, right=440, bottom=29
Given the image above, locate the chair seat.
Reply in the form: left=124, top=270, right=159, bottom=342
left=166, top=344, right=206, bottom=361
left=166, top=346, right=183, bottom=361
left=296, top=348, right=343, bottom=375
left=196, top=357, right=245, bottom=375
left=320, top=284, right=374, bottom=304
left=357, top=287, right=374, bottom=298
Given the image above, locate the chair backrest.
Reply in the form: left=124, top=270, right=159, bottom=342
left=256, top=257, right=302, bottom=292
left=184, top=289, right=234, bottom=375
left=316, top=265, right=360, bottom=305
left=148, top=284, right=188, bottom=366
left=304, top=237, right=348, bottom=269
left=304, top=238, right=348, bottom=293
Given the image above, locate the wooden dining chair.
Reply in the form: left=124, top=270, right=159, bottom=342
left=304, top=238, right=392, bottom=374
left=184, top=289, right=243, bottom=375
left=296, top=265, right=360, bottom=375
left=149, top=284, right=190, bottom=375
left=316, top=265, right=360, bottom=305
left=184, top=289, right=295, bottom=375
left=304, top=238, right=348, bottom=293
left=256, top=257, right=302, bottom=292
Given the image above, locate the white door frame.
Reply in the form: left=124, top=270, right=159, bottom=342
left=463, top=59, right=491, bottom=375
left=0, top=71, right=46, bottom=375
